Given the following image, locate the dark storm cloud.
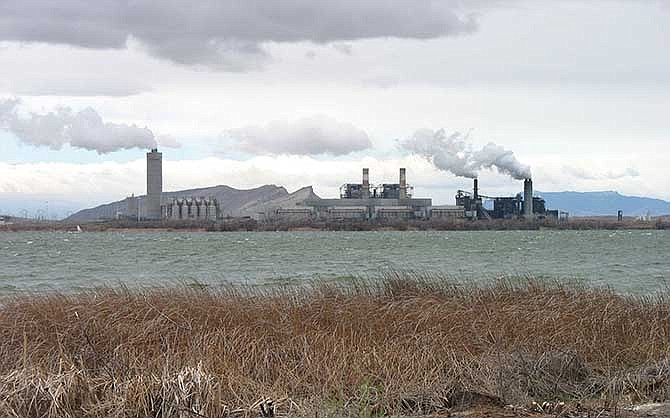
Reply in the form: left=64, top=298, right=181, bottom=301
left=0, top=0, right=479, bottom=70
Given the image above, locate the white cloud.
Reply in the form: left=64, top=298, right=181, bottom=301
left=0, top=98, right=180, bottom=153
left=562, top=165, right=640, bottom=180
left=332, top=43, right=354, bottom=55
left=223, top=115, right=372, bottom=156
left=8, top=77, right=151, bottom=97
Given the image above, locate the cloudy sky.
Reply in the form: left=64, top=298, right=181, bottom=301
left=1, top=0, right=668, bottom=217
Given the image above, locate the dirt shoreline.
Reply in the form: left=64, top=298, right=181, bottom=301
left=1, top=217, right=667, bottom=232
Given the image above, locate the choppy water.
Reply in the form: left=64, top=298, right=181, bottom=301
left=0, top=230, right=668, bottom=294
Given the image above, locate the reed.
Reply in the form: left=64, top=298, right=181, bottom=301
left=0, top=274, right=669, bottom=417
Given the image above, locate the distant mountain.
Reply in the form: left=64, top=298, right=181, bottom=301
left=538, top=191, right=670, bottom=217
left=65, top=185, right=321, bottom=223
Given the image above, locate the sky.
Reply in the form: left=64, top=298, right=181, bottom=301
left=0, top=0, right=669, bottom=218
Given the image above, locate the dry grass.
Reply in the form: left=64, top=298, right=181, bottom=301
left=1, top=275, right=670, bottom=417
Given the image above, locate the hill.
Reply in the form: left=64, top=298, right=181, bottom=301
left=236, top=186, right=320, bottom=216
left=539, top=191, right=670, bottom=217
left=65, top=185, right=321, bottom=223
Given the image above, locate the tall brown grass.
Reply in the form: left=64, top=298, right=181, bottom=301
left=1, top=275, right=669, bottom=417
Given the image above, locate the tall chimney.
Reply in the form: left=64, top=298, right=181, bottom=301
left=399, top=168, right=407, bottom=199
left=362, top=168, right=370, bottom=199
left=523, top=178, right=533, bottom=218
left=146, top=148, right=163, bottom=220
left=473, top=178, right=479, bottom=201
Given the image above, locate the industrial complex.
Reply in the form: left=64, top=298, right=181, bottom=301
left=297, top=168, right=433, bottom=221
left=122, top=149, right=566, bottom=223
left=122, top=149, right=222, bottom=221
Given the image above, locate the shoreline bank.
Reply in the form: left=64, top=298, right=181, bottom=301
left=2, top=217, right=668, bottom=233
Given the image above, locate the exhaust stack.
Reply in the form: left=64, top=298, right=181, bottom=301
left=524, top=178, right=533, bottom=218
left=362, top=168, right=370, bottom=199
left=399, top=168, right=407, bottom=199
left=146, top=148, right=163, bottom=220
left=473, top=178, right=479, bottom=201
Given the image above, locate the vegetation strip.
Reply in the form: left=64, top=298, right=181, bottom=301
left=1, top=275, right=669, bottom=417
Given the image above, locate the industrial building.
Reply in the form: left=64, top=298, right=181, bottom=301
left=453, top=178, right=566, bottom=221
left=124, top=194, right=139, bottom=220
left=164, top=197, right=220, bottom=221
left=120, top=149, right=220, bottom=222
left=430, top=205, right=466, bottom=219
left=270, top=167, right=566, bottom=222
left=273, top=207, right=315, bottom=221
left=299, top=168, right=433, bottom=221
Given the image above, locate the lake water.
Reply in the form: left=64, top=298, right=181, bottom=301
left=0, top=230, right=668, bottom=294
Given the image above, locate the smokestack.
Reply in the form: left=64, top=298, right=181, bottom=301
left=146, top=148, right=163, bottom=220
left=399, top=168, right=407, bottom=199
left=362, top=168, right=370, bottom=199
left=473, top=178, right=479, bottom=201
left=524, top=178, right=533, bottom=218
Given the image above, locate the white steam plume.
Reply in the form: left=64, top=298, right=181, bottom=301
left=0, top=98, right=180, bottom=154
left=402, top=128, right=531, bottom=180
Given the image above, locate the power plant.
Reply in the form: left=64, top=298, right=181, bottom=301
left=273, top=168, right=566, bottom=222
left=123, top=149, right=565, bottom=223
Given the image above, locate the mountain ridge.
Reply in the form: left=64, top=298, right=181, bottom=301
left=65, top=184, right=321, bottom=222
left=537, top=190, right=670, bottom=217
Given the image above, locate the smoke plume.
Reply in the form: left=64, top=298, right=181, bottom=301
left=0, top=98, right=180, bottom=153
left=402, top=128, right=531, bottom=180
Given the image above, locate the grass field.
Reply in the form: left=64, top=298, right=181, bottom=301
left=1, top=275, right=669, bottom=417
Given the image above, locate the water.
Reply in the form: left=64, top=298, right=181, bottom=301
left=0, top=230, right=668, bottom=294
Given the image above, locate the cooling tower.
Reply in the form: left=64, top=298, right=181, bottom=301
left=146, top=149, right=163, bottom=220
